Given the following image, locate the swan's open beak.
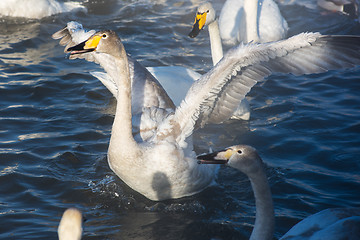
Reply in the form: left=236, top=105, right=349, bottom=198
left=67, top=35, right=102, bottom=55
left=197, top=148, right=234, bottom=164
left=189, top=11, right=207, bottom=38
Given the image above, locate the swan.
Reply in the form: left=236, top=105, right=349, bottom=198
left=53, top=25, right=360, bottom=201
left=197, top=145, right=360, bottom=239
left=188, top=2, right=251, bottom=120
left=189, top=1, right=288, bottom=47
left=0, top=0, right=85, bottom=19
left=188, top=1, right=287, bottom=120
left=317, top=0, right=359, bottom=19
left=58, top=208, right=82, bottom=240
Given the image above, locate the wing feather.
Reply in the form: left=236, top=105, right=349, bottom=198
left=171, top=33, right=360, bottom=143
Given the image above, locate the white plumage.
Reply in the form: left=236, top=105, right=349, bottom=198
left=58, top=208, right=82, bottom=240
left=219, top=0, right=288, bottom=45
left=0, top=0, right=85, bottom=19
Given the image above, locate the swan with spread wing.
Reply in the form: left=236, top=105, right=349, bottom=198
left=53, top=23, right=360, bottom=201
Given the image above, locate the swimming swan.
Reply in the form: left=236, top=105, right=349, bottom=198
left=197, top=145, right=360, bottom=239
left=189, top=1, right=288, bottom=48
left=54, top=26, right=360, bottom=201
left=58, top=208, right=82, bottom=240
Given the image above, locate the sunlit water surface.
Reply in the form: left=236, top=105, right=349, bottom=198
left=0, top=0, right=360, bottom=239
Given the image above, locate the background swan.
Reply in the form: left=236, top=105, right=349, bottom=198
left=189, top=2, right=251, bottom=120
left=317, top=0, right=359, bottom=19
left=0, top=0, right=85, bottom=19
left=197, top=145, right=360, bottom=239
left=188, top=1, right=287, bottom=119
left=219, top=0, right=288, bottom=45
left=58, top=208, right=82, bottom=240
left=54, top=24, right=360, bottom=201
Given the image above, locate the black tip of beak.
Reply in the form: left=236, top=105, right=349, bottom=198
left=67, top=41, right=86, bottom=52
left=188, top=20, right=201, bottom=38
left=196, top=152, right=218, bottom=161
left=196, top=151, right=228, bottom=164
left=67, top=41, right=95, bottom=55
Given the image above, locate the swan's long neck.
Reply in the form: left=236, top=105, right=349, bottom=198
left=244, top=0, right=260, bottom=43
left=248, top=166, right=274, bottom=240
left=107, top=48, right=138, bottom=155
left=208, top=20, right=223, bottom=66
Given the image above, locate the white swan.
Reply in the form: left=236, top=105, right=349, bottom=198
left=53, top=25, right=360, bottom=201
left=189, top=2, right=251, bottom=120
left=189, top=1, right=288, bottom=46
left=197, top=145, right=360, bottom=239
left=58, top=208, right=82, bottom=240
left=0, top=0, right=85, bottom=19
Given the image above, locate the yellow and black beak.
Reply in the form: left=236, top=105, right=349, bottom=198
left=197, top=148, right=234, bottom=164
left=67, top=34, right=102, bottom=55
left=188, top=11, right=207, bottom=38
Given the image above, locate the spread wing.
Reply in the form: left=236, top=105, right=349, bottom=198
left=171, top=32, right=360, bottom=144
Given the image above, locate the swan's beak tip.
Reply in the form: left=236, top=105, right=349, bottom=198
left=188, top=30, right=199, bottom=38
left=196, top=151, right=229, bottom=164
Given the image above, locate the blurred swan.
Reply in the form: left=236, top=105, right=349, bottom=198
left=220, top=0, right=288, bottom=45
left=0, top=0, right=85, bottom=19
left=58, top=208, right=82, bottom=240
left=197, top=145, right=360, bottom=240
left=189, top=1, right=288, bottom=47
left=53, top=23, right=360, bottom=201
left=317, top=0, right=359, bottom=19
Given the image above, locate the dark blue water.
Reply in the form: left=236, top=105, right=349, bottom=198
left=0, top=0, right=360, bottom=239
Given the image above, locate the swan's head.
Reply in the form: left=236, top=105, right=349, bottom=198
left=58, top=208, right=82, bottom=240
left=67, top=30, right=125, bottom=58
left=197, top=145, right=263, bottom=175
left=189, top=2, right=216, bottom=38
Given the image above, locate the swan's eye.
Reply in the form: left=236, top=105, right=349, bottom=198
left=237, top=150, right=242, bottom=154
left=102, top=34, right=107, bottom=39
left=206, top=10, right=209, bottom=13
